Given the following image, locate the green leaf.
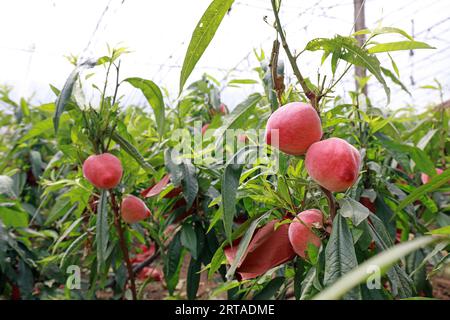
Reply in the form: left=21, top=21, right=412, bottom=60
left=0, top=225, right=7, bottom=269
left=181, top=161, right=198, bottom=209
left=228, top=79, right=258, bottom=85
left=208, top=246, right=225, bottom=279
left=252, top=276, right=285, bottom=300
left=225, top=212, right=269, bottom=280
left=417, top=129, right=438, bottom=150
left=164, top=232, right=185, bottom=295
left=397, top=169, right=450, bottom=212
left=45, top=198, right=77, bottom=226
left=368, top=214, right=395, bottom=248
left=367, top=214, right=415, bottom=298
left=222, top=146, right=258, bottom=242
left=324, top=214, right=361, bottom=300
left=388, top=53, right=400, bottom=77
left=300, top=267, right=318, bottom=300
left=408, top=242, right=447, bottom=278
left=211, top=280, right=243, bottom=298
left=186, top=258, right=201, bottom=300
left=353, top=27, right=414, bottom=41
left=225, top=93, right=261, bottom=129
left=386, top=262, right=415, bottom=298
left=375, top=133, right=436, bottom=176
left=314, top=236, right=444, bottom=300
left=294, top=259, right=305, bottom=300
left=179, top=0, right=234, bottom=92
left=29, top=150, right=43, bottom=179
left=368, top=41, right=434, bottom=54
left=181, top=224, right=198, bottom=259
left=111, top=131, right=155, bottom=173
left=17, top=259, right=34, bottom=299
left=337, top=197, right=370, bottom=226
left=429, top=225, right=450, bottom=235
left=0, top=207, right=28, bottom=228
left=124, top=78, right=165, bottom=137
left=214, top=93, right=262, bottom=147
left=164, top=149, right=184, bottom=186
left=53, top=60, right=95, bottom=133
left=207, top=211, right=267, bottom=279
left=96, top=190, right=109, bottom=272
left=52, top=217, right=84, bottom=254
left=306, top=35, right=390, bottom=101
left=0, top=175, right=16, bottom=198
left=60, top=232, right=88, bottom=268
left=20, top=113, right=69, bottom=143
left=381, top=67, right=411, bottom=95
left=20, top=98, right=30, bottom=119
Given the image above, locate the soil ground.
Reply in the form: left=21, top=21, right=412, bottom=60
left=140, top=258, right=450, bottom=300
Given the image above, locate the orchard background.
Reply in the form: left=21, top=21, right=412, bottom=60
left=0, top=0, right=449, bottom=301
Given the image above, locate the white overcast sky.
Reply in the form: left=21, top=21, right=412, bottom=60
left=0, top=0, right=449, bottom=111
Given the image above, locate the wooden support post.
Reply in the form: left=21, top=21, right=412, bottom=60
left=354, top=0, right=368, bottom=95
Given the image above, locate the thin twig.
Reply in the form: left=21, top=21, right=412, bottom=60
left=269, top=39, right=284, bottom=108
left=321, top=187, right=337, bottom=221
left=104, top=248, right=160, bottom=290
left=110, top=192, right=137, bottom=300
left=111, top=61, right=121, bottom=107
left=99, top=61, right=112, bottom=115
left=271, top=0, right=318, bottom=109
left=132, top=248, right=161, bottom=275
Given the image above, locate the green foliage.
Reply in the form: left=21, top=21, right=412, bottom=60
left=179, top=0, right=234, bottom=92
left=0, top=4, right=447, bottom=301
left=124, top=78, right=165, bottom=138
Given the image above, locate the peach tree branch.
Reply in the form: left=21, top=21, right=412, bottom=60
left=270, top=0, right=318, bottom=109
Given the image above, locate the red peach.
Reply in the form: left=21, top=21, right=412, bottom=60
left=305, top=138, right=361, bottom=192
left=137, top=267, right=163, bottom=281
left=395, top=229, right=403, bottom=244
left=237, top=134, right=248, bottom=143
left=82, top=153, right=123, bottom=189
left=131, top=244, right=156, bottom=263
left=421, top=168, right=444, bottom=184
left=265, top=102, right=322, bottom=155
left=201, top=124, right=209, bottom=136
left=121, top=195, right=151, bottom=224
left=219, top=103, right=228, bottom=115
left=288, top=209, right=323, bottom=258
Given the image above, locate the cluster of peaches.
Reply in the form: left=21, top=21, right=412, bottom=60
left=82, top=153, right=150, bottom=223
left=224, top=102, right=361, bottom=279
left=81, top=101, right=362, bottom=280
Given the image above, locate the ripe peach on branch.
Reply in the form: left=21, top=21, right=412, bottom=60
left=305, top=138, right=361, bottom=192
left=265, top=102, right=322, bottom=156
left=121, top=195, right=151, bottom=224
left=421, top=168, right=444, bottom=184
left=288, top=209, right=323, bottom=258
left=82, top=153, right=123, bottom=189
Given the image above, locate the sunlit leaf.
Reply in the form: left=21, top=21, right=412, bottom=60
left=368, top=41, right=434, bottom=54
left=397, top=169, right=450, bottom=212
left=324, top=214, right=361, bottom=300
left=180, top=0, right=234, bottom=92
left=124, top=78, right=165, bottom=138
left=53, top=59, right=96, bottom=133
left=96, top=190, right=109, bottom=272
left=306, top=35, right=390, bottom=101
left=314, top=236, right=444, bottom=300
